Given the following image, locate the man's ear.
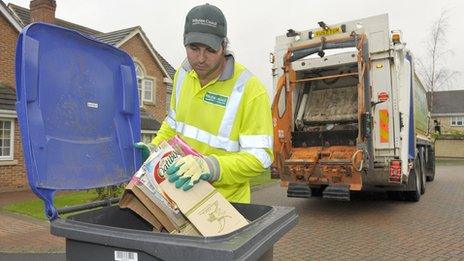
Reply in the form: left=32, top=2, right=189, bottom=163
left=221, top=42, right=227, bottom=55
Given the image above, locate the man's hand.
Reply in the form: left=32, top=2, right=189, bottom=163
left=166, top=155, right=212, bottom=191
left=133, top=142, right=156, bottom=163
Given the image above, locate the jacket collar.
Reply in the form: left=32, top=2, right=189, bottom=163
left=181, top=52, right=235, bottom=81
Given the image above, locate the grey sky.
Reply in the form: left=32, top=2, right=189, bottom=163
left=6, top=0, right=464, bottom=92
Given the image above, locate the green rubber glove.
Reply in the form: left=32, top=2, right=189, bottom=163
left=166, top=155, right=211, bottom=191
left=133, top=142, right=155, bottom=163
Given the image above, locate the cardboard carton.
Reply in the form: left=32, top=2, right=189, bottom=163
left=160, top=180, right=249, bottom=237
left=119, top=137, right=201, bottom=236
left=118, top=190, right=163, bottom=231
left=120, top=136, right=247, bottom=236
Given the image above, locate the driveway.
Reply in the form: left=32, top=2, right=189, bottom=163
left=252, top=162, right=464, bottom=260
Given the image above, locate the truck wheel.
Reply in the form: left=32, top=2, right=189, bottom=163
left=426, top=148, right=435, bottom=182
left=419, top=148, right=426, bottom=195
left=405, top=159, right=421, bottom=202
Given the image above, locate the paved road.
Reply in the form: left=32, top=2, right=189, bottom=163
left=1, top=162, right=463, bottom=260
left=252, top=162, right=464, bottom=260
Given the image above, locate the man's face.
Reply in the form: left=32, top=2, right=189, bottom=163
left=186, top=43, right=225, bottom=80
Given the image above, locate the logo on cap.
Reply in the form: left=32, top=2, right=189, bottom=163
left=192, top=18, right=218, bottom=28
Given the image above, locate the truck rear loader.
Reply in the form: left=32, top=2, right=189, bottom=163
left=270, top=14, right=435, bottom=201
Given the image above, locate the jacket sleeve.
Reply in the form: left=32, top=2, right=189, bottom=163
left=151, top=120, right=176, bottom=146
left=211, top=79, right=274, bottom=186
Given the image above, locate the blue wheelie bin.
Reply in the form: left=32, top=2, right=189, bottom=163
left=15, top=23, right=298, bottom=261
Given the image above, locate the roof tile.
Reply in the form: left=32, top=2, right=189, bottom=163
left=431, top=90, right=464, bottom=114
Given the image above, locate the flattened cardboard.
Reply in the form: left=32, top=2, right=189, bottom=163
left=132, top=173, right=187, bottom=229
left=119, top=191, right=163, bottom=231
left=119, top=137, right=207, bottom=236
left=120, top=171, right=201, bottom=235
left=160, top=180, right=249, bottom=237
left=120, top=177, right=176, bottom=232
left=170, top=222, right=201, bottom=236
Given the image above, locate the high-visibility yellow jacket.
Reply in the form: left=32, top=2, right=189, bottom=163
left=152, top=55, right=273, bottom=203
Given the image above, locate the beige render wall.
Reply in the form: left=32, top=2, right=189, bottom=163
left=433, top=116, right=464, bottom=134
left=435, top=137, right=464, bottom=158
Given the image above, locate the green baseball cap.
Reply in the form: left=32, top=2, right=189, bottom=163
left=184, top=3, right=227, bottom=51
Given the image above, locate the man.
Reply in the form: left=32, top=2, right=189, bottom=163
left=434, top=120, right=441, bottom=134
left=145, top=3, right=273, bottom=203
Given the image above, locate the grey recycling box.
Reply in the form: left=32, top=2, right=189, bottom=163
left=51, top=203, right=297, bottom=261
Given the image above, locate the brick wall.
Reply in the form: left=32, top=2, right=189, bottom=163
left=0, top=12, right=28, bottom=192
left=120, top=34, right=167, bottom=122
left=0, top=120, right=28, bottom=192
left=0, top=12, right=169, bottom=192
left=0, top=13, right=17, bottom=88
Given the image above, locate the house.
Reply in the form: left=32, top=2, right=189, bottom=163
left=0, top=0, right=175, bottom=192
left=430, top=90, right=464, bottom=134
left=430, top=90, right=464, bottom=159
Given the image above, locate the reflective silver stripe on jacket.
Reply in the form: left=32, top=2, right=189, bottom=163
left=164, top=68, right=272, bottom=167
left=165, top=68, right=185, bottom=130
left=175, top=121, right=240, bottom=152
left=217, top=70, right=252, bottom=139
left=241, top=148, right=272, bottom=168
left=175, top=68, right=187, bottom=110
left=239, top=135, right=273, bottom=149
left=166, top=109, right=176, bottom=129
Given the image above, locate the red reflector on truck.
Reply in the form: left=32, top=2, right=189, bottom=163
left=378, top=91, right=389, bottom=102
left=389, top=160, right=401, bottom=183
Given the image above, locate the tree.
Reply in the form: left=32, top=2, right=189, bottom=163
left=417, top=9, right=460, bottom=110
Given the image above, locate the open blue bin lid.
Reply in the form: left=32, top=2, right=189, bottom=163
left=15, top=23, right=142, bottom=220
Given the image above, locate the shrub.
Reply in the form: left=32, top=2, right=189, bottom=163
left=94, top=184, right=126, bottom=200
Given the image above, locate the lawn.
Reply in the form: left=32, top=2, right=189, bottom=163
left=2, top=190, right=99, bottom=220
left=2, top=171, right=276, bottom=220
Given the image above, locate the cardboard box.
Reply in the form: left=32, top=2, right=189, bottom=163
left=119, top=170, right=197, bottom=234
left=160, top=180, right=249, bottom=237
left=119, top=138, right=201, bottom=236
left=118, top=189, right=163, bottom=231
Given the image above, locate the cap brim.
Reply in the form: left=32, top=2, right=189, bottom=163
left=184, top=32, right=222, bottom=51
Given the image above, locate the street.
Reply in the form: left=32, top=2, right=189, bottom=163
left=252, top=162, right=464, bottom=260
left=1, top=162, right=463, bottom=260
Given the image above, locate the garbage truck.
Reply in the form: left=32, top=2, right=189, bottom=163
left=270, top=14, right=435, bottom=201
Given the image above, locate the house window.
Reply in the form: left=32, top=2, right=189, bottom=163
left=451, top=116, right=464, bottom=126
left=144, top=79, right=154, bottom=102
left=0, top=119, right=14, bottom=160
left=135, top=63, right=155, bottom=107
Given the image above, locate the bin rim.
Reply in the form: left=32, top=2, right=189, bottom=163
left=50, top=204, right=298, bottom=260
